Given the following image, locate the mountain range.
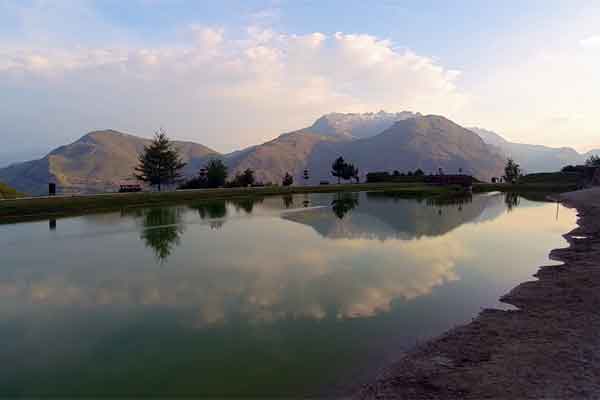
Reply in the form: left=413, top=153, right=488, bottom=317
left=469, top=127, right=599, bottom=174
left=1, top=112, right=597, bottom=195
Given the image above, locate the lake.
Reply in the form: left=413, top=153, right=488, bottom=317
left=0, top=191, right=576, bottom=397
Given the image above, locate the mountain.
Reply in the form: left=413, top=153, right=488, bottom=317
left=1, top=114, right=519, bottom=195
left=230, top=115, right=505, bottom=184
left=470, top=127, right=595, bottom=173
left=225, top=131, right=344, bottom=184
left=0, top=130, right=219, bottom=195
left=307, top=110, right=418, bottom=139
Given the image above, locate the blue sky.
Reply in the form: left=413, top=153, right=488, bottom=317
left=1, top=0, right=599, bottom=163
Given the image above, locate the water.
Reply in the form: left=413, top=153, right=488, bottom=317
left=0, top=191, right=576, bottom=396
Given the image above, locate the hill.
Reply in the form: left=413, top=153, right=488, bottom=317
left=7, top=113, right=570, bottom=195
left=0, top=130, right=219, bottom=195
left=470, top=127, right=596, bottom=173
left=230, top=115, right=505, bottom=184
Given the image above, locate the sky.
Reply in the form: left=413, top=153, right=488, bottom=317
left=1, top=0, right=600, bottom=164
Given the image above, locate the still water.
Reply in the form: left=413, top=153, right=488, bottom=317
left=0, top=191, right=576, bottom=396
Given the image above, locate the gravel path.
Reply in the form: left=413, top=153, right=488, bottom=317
left=355, top=188, right=600, bottom=399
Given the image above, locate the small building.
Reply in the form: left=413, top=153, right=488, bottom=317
left=424, top=174, right=475, bottom=188
left=118, top=182, right=142, bottom=193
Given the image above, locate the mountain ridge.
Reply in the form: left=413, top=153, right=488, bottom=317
left=469, top=127, right=599, bottom=173
left=0, top=130, right=220, bottom=195
left=3, top=112, right=598, bottom=195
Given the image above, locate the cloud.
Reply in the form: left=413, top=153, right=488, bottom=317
left=580, top=35, right=600, bottom=48
left=0, top=25, right=467, bottom=152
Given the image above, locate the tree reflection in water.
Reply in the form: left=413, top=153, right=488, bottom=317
left=230, top=197, right=263, bottom=214
left=140, top=207, right=186, bottom=263
left=190, top=201, right=227, bottom=230
left=331, top=192, right=359, bottom=219
left=282, top=194, right=294, bottom=209
left=504, top=192, right=520, bottom=212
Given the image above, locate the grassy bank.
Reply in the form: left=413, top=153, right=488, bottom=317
left=0, top=181, right=578, bottom=223
left=0, top=182, right=444, bottom=223
left=0, top=183, right=24, bottom=200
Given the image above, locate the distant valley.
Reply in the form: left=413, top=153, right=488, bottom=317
left=1, top=112, right=597, bottom=195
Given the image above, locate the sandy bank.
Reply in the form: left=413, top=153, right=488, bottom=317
left=356, top=188, right=600, bottom=399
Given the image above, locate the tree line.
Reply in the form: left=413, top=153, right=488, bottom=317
left=135, top=130, right=296, bottom=191
left=135, top=130, right=369, bottom=191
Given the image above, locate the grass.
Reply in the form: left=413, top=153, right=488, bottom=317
left=0, top=182, right=435, bottom=223
left=0, top=179, right=578, bottom=224
left=0, top=183, right=24, bottom=200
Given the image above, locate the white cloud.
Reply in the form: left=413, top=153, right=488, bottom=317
left=580, top=35, right=600, bottom=48
left=0, top=26, right=467, bottom=152
left=461, top=45, right=600, bottom=149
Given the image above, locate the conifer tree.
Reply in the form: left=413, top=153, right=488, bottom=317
left=135, top=129, right=186, bottom=191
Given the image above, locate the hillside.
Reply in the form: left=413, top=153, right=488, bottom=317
left=0, top=182, right=23, bottom=199
left=226, top=131, right=343, bottom=184
left=230, top=115, right=505, bottom=184
left=471, top=127, right=594, bottom=172
left=314, top=115, right=504, bottom=181
left=8, top=112, right=584, bottom=195
left=0, top=130, right=219, bottom=195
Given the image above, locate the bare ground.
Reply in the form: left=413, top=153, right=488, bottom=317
left=355, top=188, right=600, bottom=399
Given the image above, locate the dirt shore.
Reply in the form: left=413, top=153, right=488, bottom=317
left=355, top=188, right=600, bottom=399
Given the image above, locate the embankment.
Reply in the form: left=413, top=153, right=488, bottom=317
left=356, top=187, right=600, bottom=399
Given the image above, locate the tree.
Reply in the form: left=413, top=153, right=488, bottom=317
left=586, top=155, right=600, bottom=167
left=503, top=158, right=522, bottom=183
left=282, top=172, right=294, bottom=186
left=332, top=156, right=346, bottom=184
left=205, top=159, right=228, bottom=188
left=230, top=168, right=255, bottom=187
left=343, top=163, right=358, bottom=183
left=241, top=168, right=255, bottom=186
left=414, top=169, right=425, bottom=177
left=135, top=129, right=186, bottom=192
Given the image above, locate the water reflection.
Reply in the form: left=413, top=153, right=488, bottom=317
left=331, top=192, right=359, bottom=219
left=0, top=192, right=577, bottom=397
left=231, top=197, right=264, bottom=214
left=190, top=201, right=228, bottom=230
left=285, top=192, right=501, bottom=240
left=505, top=192, right=520, bottom=212
left=139, top=207, right=185, bottom=262
left=282, top=194, right=294, bottom=209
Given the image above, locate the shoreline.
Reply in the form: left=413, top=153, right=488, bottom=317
left=0, top=182, right=574, bottom=224
left=356, top=188, right=600, bottom=399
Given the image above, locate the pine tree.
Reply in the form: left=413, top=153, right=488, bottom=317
left=332, top=156, right=346, bottom=184
left=135, top=129, right=186, bottom=192
left=282, top=172, right=294, bottom=186
left=503, top=158, right=522, bottom=183
left=205, top=159, right=228, bottom=188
